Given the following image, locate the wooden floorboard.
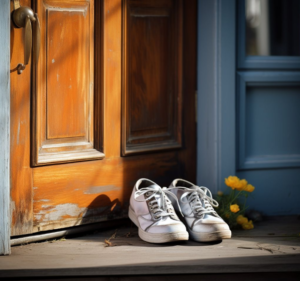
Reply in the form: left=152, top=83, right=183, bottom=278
left=0, top=216, right=300, bottom=279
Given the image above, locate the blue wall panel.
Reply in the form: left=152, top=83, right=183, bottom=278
left=235, top=0, right=300, bottom=215
left=237, top=71, right=300, bottom=170
left=246, top=86, right=300, bottom=157
left=238, top=169, right=300, bottom=215
left=197, top=0, right=300, bottom=215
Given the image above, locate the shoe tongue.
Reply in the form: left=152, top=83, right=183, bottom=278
left=155, top=189, right=164, bottom=207
left=138, top=184, right=159, bottom=192
left=145, top=185, right=163, bottom=205
left=189, top=194, right=214, bottom=218
left=181, top=184, right=197, bottom=190
left=199, top=197, right=217, bottom=217
left=148, top=184, right=160, bottom=190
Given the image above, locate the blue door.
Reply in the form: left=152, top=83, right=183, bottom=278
left=236, top=0, right=300, bottom=215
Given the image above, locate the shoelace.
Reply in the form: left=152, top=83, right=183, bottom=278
left=178, top=186, right=219, bottom=218
left=134, top=186, right=183, bottom=220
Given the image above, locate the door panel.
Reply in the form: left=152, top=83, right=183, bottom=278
left=10, top=0, right=197, bottom=235
left=46, top=3, right=90, bottom=140
left=32, top=0, right=104, bottom=166
left=122, top=0, right=182, bottom=155
left=236, top=0, right=300, bottom=215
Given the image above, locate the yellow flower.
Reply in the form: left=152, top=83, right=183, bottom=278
left=236, top=179, right=248, bottom=191
left=236, top=215, right=248, bottom=225
left=225, top=176, right=248, bottom=191
left=225, top=176, right=240, bottom=189
left=230, top=204, right=240, bottom=213
left=217, top=191, right=223, bottom=196
left=242, top=220, right=254, bottom=230
left=244, top=184, right=255, bottom=192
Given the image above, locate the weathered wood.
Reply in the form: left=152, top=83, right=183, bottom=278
left=32, top=152, right=179, bottom=232
left=0, top=0, right=11, bottom=256
left=1, top=217, right=300, bottom=277
left=10, top=0, right=34, bottom=237
left=11, top=219, right=125, bottom=246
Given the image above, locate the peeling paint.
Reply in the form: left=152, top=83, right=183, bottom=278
left=34, top=202, right=122, bottom=226
left=10, top=201, right=16, bottom=223
left=45, top=4, right=88, bottom=17
left=84, top=185, right=121, bottom=194
left=34, top=214, right=42, bottom=221
left=34, top=199, right=50, bottom=203
left=40, top=203, right=85, bottom=222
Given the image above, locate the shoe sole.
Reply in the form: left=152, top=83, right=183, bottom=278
left=128, top=206, right=189, bottom=243
left=175, top=211, right=232, bottom=242
left=189, top=227, right=232, bottom=242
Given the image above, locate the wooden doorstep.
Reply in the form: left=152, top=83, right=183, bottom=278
left=0, top=216, right=300, bottom=279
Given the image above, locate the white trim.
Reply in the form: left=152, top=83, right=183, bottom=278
left=0, top=0, right=11, bottom=255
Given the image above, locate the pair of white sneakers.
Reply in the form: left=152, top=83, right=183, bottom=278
left=129, top=178, right=231, bottom=243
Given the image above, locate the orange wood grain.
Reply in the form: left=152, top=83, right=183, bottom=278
left=33, top=152, right=180, bottom=231
left=102, top=0, right=122, bottom=158
left=32, top=0, right=101, bottom=166
left=10, top=0, right=33, bottom=235
left=122, top=0, right=183, bottom=155
left=46, top=5, right=89, bottom=139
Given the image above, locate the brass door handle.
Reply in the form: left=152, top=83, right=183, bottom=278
left=11, top=0, right=40, bottom=75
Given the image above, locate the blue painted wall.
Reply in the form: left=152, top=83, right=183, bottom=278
left=236, top=1, right=300, bottom=215
left=197, top=0, right=300, bottom=216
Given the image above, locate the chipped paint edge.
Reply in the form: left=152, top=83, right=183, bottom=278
left=33, top=213, right=128, bottom=233
left=0, top=0, right=11, bottom=255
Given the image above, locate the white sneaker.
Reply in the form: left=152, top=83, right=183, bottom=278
left=129, top=178, right=189, bottom=243
left=168, top=179, right=232, bottom=242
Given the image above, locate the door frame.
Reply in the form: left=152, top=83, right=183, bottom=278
left=196, top=0, right=236, bottom=193
left=0, top=0, right=11, bottom=256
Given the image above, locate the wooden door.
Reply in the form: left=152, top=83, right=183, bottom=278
left=10, top=0, right=197, bottom=235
